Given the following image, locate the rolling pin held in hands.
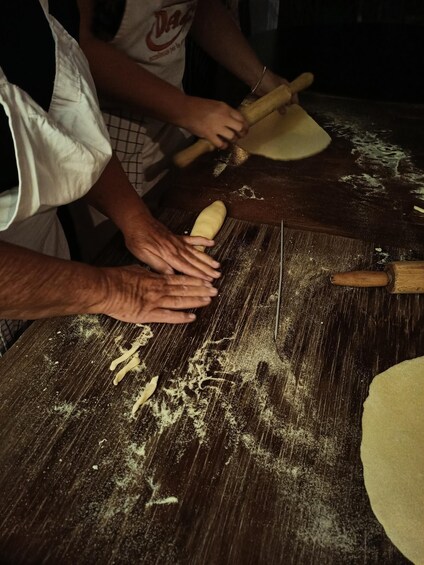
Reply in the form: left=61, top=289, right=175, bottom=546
left=173, top=72, right=314, bottom=168
left=331, top=261, right=424, bottom=294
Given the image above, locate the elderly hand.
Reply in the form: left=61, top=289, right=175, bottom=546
left=99, top=265, right=218, bottom=324
left=123, top=213, right=221, bottom=282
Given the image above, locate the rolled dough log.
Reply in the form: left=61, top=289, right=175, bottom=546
left=110, top=341, right=141, bottom=371
left=190, top=200, right=227, bottom=251
left=237, top=103, right=331, bottom=160
left=361, top=356, right=424, bottom=564
left=132, top=376, right=159, bottom=415
left=113, top=353, right=140, bottom=386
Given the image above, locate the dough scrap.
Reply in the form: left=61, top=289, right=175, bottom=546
left=132, top=376, right=159, bottom=415
left=361, top=356, right=424, bottom=564
left=190, top=200, right=227, bottom=251
left=110, top=341, right=142, bottom=371
left=113, top=353, right=140, bottom=386
left=237, top=103, right=331, bottom=161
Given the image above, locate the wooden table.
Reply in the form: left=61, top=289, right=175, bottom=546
left=1, top=94, right=423, bottom=564
left=163, top=93, right=424, bottom=250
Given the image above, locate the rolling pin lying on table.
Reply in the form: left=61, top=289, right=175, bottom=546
left=173, top=71, right=314, bottom=168
left=331, top=261, right=424, bottom=294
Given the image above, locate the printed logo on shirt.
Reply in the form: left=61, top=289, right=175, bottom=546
left=146, top=1, right=196, bottom=55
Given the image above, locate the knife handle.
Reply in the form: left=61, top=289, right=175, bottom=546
left=173, top=72, right=314, bottom=169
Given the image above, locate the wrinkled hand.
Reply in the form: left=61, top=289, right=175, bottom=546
left=123, top=214, right=221, bottom=281
left=100, top=265, right=218, bottom=324
left=180, top=95, right=249, bottom=149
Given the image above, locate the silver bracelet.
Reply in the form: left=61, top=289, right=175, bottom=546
left=250, top=65, right=267, bottom=95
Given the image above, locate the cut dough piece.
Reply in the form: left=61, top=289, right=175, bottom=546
left=110, top=341, right=141, bottom=371
left=190, top=200, right=227, bottom=251
left=361, top=356, right=424, bottom=564
left=132, top=376, right=159, bottom=415
left=113, top=353, right=140, bottom=386
left=237, top=103, right=331, bottom=161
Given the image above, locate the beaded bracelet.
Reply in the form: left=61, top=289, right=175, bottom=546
left=250, top=65, right=267, bottom=95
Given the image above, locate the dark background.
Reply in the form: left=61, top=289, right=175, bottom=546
left=185, top=0, right=424, bottom=104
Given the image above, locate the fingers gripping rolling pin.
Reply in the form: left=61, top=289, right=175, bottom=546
left=173, top=72, right=314, bottom=168
left=331, top=261, right=424, bottom=294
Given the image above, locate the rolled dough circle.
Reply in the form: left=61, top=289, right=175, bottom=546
left=237, top=103, right=331, bottom=160
left=361, top=356, right=424, bottom=564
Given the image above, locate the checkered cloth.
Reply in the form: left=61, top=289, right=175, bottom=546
left=103, top=111, right=147, bottom=195
left=0, top=319, right=29, bottom=356
left=103, top=109, right=192, bottom=196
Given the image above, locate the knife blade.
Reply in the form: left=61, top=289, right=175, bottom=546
left=274, top=219, right=284, bottom=342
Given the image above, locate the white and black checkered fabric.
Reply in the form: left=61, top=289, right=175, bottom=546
left=0, top=319, right=29, bottom=356
left=103, top=111, right=146, bottom=194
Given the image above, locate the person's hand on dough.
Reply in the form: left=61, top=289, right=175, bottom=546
left=179, top=96, right=249, bottom=149
left=100, top=265, right=218, bottom=324
left=123, top=214, right=221, bottom=282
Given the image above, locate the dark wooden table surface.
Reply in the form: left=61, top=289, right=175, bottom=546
left=163, top=93, right=424, bottom=250
left=1, top=93, right=424, bottom=564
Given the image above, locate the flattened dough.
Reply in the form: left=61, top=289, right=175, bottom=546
left=361, top=356, right=424, bottom=564
left=237, top=103, right=331, bottom=160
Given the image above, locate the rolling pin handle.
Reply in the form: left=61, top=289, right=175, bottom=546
left=173, top=138, right=215, bottom=169
left=331, top=262, right=424, bottom=293
left=241, top=72, right=315, bottom=126
left=330, top=271, right=389, bottom=288
left=287, top=72, right=314, bottom=95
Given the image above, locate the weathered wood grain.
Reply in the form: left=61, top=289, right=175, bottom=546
left=0, top=209, right=421, bottom=564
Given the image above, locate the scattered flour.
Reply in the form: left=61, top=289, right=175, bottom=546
left=149, top=336, right=238, bottom=442
left=70, top=315, right=106, bottom=340
left=145, top=476, right=178, bottom=509
left=375, top=249, right=390, bottom=265
left=133, top=325, right=154, bottom=346
left=101, top=442, right=148, bottom=521
left=77, top=227, right=382, bottom=559
left=51, top=402, right=76, bottom=418
left=231, top=184, right=265, bottom=200
left=321, top=110, right=424, bottom=202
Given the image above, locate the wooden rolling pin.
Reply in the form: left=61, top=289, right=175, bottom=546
left=173, top=72, right=314, bottom=168
left=331, top=261, right=424, bottom=294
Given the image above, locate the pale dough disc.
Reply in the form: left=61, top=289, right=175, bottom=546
left=361, top=356, right=424, bottom=564
left=237, top=103, right=331, bottom=160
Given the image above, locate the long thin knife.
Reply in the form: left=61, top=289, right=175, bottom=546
left=274, top=220, right=284, bottom=342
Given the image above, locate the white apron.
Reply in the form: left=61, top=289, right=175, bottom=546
left=0, top=0, right=112, bottom=354
left=102, top=0, right=197, bottom=195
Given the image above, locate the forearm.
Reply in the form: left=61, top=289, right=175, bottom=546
left=0, top=242, right=106, bottom=320
left=83, top=34, right=190, bottom=122
left=77, top=0, right=190, bottom=126
left=191, top=0, right=264, bottom=90
left=0, top=241, right=219, bottom=326
left=83, top=153, right=154, bottom=233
